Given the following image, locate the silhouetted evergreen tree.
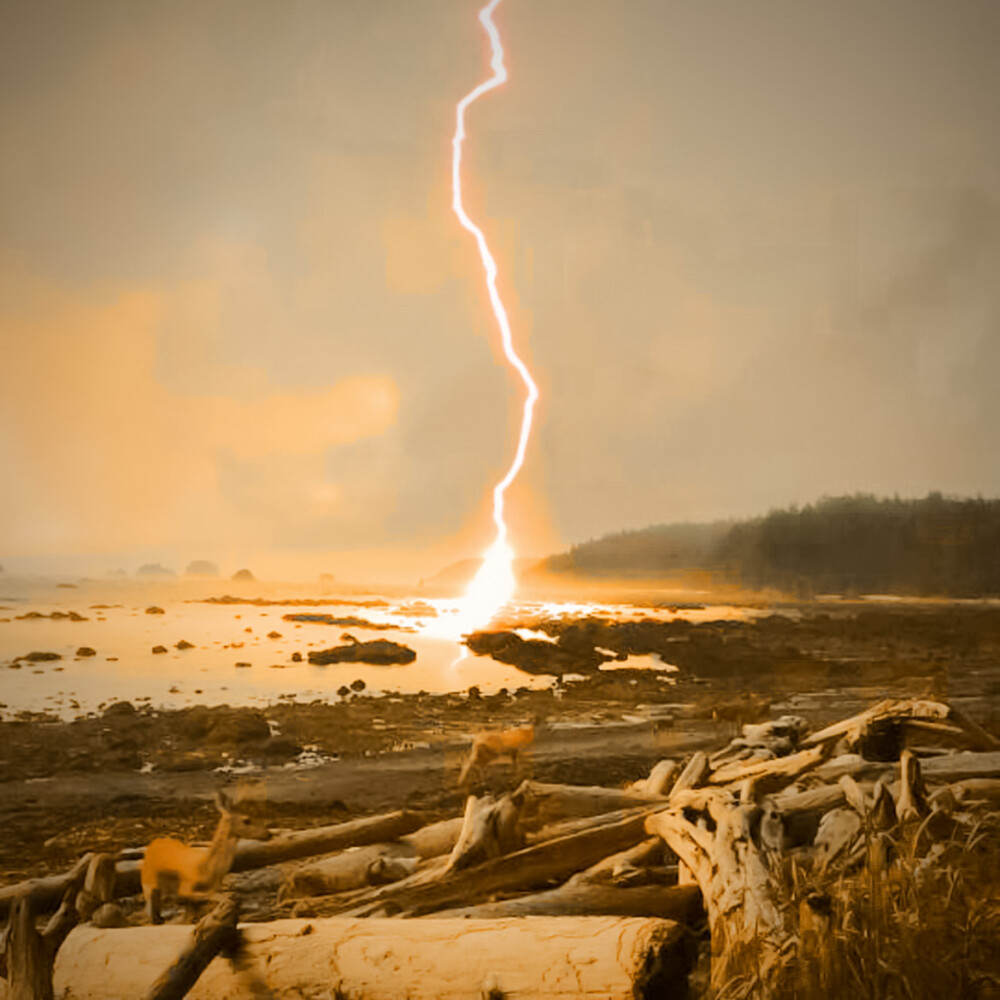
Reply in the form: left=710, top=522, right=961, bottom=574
left=544, top=494, right=1000, bottom=596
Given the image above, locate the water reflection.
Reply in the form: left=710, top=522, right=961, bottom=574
left=0, top=582, right=762, bottom=718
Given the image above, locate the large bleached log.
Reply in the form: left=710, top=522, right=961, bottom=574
left=231, top=809, right=425, bottom=870
left=4, top=895, right=57, bottom=1000
left=708, top=745, right=829, bottom=791
left=2, top=885, right=79, bottom=1000
left=0, top=854, right=93, bottom=922
left=803, top=698, right=1000, bottom=754
left=568, top=836, right=666, bottom=886
left=444, top=793, right=524, bottom=873
left=432, top=882, right=703, bottom=922
left=265, top=814, right=469, bottom=902
left=629, top=759, right=679, bottom=797
left=669, top=752, right=709, bottom=799
left=1, top=813, right=428, bottom=920
left=279, top=843, right=419, bottom=901
left=646, top=788, right=790, bottom=992
left=814, top=750, right=1000, bottom=787
left=54, top=916, right=692, bottom=1000
left=400, top=816, right=465, bottom=859
left=526, top=803, right=659, bottom=845
left=338, top=809, right=658, bottom=917
left=947, top=777, right=1000, bottom=804
left=516, top=780, right=664, bottom=828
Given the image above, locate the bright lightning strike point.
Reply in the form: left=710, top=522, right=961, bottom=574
left=450, top=0, right=538, bottom=636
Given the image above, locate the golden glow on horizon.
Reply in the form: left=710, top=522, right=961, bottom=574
left=450, top=0, right=539, bottom=636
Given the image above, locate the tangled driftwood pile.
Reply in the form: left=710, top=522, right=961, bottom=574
left=2, top=698, right=999, bottom=999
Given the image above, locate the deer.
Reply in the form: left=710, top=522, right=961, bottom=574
left=140, top=788, right=271, bottom=924
left=458, top=722, right=536, bottom=787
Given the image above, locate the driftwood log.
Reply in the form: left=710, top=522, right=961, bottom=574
left=646, top=786, right=790, bottom=991
left=231, top=809, right=425, bottom=870
left=54, top=916, right=692, bottom=1000
left=1, top=886, right=79, bottom=1000
left=336, top=808, right=661, bottom=917
left=143, top=897, right=241, bottom=1000
left=433, top=882, right=703, bottom=922
left=0, top=809, right=428, bottom=921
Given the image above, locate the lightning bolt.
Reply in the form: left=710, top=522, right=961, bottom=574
left=451, top=0, right=538, bottom=632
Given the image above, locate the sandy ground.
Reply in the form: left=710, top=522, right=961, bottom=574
left=3, top=601, right=1000, bottom=922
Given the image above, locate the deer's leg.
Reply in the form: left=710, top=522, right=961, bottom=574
left=146, top=886, right=163, bottom=925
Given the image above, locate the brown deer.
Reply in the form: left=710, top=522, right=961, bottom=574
left=710, top=693, right=772, bottom=737
left=458, top=723, right=536, bottom=787
left=140, top=788, right=270, bottom=924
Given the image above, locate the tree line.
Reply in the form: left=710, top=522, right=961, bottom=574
left=544, top=494, right=1000, bottom=597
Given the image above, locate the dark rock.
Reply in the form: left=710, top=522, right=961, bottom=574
left=19, top=651, right=62, bottom=662
left=175, top=639, right=194, bottom=650
left=350, top=679, right=366, bottom=692
left=76, top=646, right=97, bottom=657
left=337, top=685, right=351, bottom=697
left=103, top=701, right=136, bottom=717
left=464, top=631, right=609, bottom=675
left=283, top=613, right=400, bottom=631
left=235, top=661, right=252, bottom=668
left=91, top=903, right=128, bottom=928
left=145, top=606, right=165, bottom=615
left=308, top=640, right=416, bottom=666
left=231, top=568, right=256, bottom=581
left=467, top=685, right=481, bottom=700
left=290, top=652, right=303, bottom=662
left=267, top=631, right=282, bottom=639
left=151, top=645, right=168, bottom=654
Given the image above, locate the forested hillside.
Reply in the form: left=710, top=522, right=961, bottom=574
left=544, top=494, right=1000, bottom=597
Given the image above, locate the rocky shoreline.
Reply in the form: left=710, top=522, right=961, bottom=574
left=3, top=602, right=1000, bottom=893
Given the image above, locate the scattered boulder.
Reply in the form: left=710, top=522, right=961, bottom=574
left=76, top=646, right=97, bottom=657
left=18, top=651, right=62, bottom=662
left=145, top=606, right=165, bottom=615
left=231, top=568, right=256, bottom=582
left=338, top=685, right=351, bottom=697
left=175, top=639, right=194, bottom=650
left=350, top=679, right=366, bottom=692
left=291, top=652, right=303, bottom=662
left=308, top=640, right=416, bottom=666
left=267, top=630, right=282, bottom=639
left=235, top=661, right=252, bottom=668
left=151, top=645, right=168, bottom=654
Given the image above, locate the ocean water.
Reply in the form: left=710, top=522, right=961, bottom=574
left=0, top=578, right=761, bottom=719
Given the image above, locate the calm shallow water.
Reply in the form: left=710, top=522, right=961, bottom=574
left=0, top=579, right=762, bottom=718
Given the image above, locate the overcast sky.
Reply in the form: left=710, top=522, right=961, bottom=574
left=2, top=0, right=999, bottom=581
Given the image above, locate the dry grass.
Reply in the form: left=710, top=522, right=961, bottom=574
left=714, top=811, right=1000, bottom=1000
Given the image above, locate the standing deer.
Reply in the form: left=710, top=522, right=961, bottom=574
left=141, top=788, right=270, bottom=924
left=458, top=723, right=536, bottom=787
